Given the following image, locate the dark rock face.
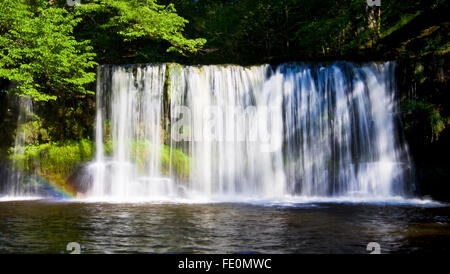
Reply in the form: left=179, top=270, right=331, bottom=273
left=397, top=56, right=450, bottom=201
left=66, top=163, right=94, bottom=194
left=0, top=161, right=9, bottom=194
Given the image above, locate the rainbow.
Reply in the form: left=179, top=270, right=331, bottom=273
left=37, top=177, right=76, bottom=199
left=5, top=172, right=77, bottom=200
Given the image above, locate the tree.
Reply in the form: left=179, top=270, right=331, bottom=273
left=0, top=0, right=207, bottom=101
left=73, top=0, right=206, bottom=63
left=0, top=0, right=97, bottom=101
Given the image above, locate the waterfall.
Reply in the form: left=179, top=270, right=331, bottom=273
left=4, top=97, right=39, bottom=197
left=88, top=65, right=172, bottom=199
left=88, top=62, right=412, bottom=201
left=2, top=96, right=69, bottom=199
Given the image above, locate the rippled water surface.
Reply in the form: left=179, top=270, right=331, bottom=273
left=0, top=200, right=449, bottom=253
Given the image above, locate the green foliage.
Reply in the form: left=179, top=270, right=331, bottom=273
left=160, top=144, right=190, bottom=179
left=0, top=0, right=205, bottom=146
left=129, top=140, right=190, bottom=178
left=98, top=130, right=190, bottom=178
left=107, top=0, right=205, bottom=53
left=9, top=139, right=94, bottom=180
left=38, top=96, right=96, bottom=141
left=16, top=118, right=51, bottom=145
left=406, top=99, right=449, bottom=142
left=159, top=0, right=448, bottom=63
left=0, top=0, right=97, bottom=101
left=0, top=0, right=205, bottom=101
left=8, top=136, right=190, bottom=189
left=74, top=0, right=206, bottom=63
left=381, top=11, right=421, bottom=39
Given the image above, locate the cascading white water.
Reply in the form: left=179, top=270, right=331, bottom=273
left=88, top=65, right=175, bottom=199
left=87, top=62, right=412, bottom=201
left=2, top=96, right=68, bottom=199
left=282, top=63, right=409, bottom=198
left=5, top=97, right=39, bottom=197
left=168, top=65, right=286, bottom=199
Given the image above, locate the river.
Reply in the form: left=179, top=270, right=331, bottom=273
left=0, top=199, right=448, bottom=253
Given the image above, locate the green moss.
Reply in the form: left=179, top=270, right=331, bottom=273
left=381, top=12, right=422, bottom=39
left=9, top=139, right=94, bottom=181
left=160, top=144, right=190, bottom=179
left=17, top=117, right=51, bottom=145
left=414, top=64, right=426, bottom=84
left=165, top=63, right=184, bottom=102
left=8, top=137, right=190, bottom=192
left=129, top=140, right=190, bottom=178
left=406, top=99, right=449, bottom=142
